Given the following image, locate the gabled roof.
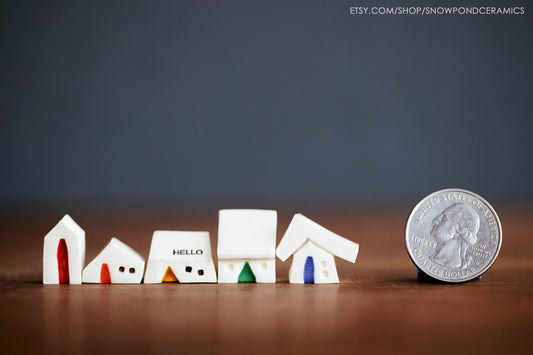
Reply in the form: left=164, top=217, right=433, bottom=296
left=101, top=237, right=145, bottom=262
left=276, top=214, right=359, bottom=263
left=44, top=214, right=84, bottom=239
left=149, top=231, right=213, bottom=261
left=59, top=214, right=84, bottom=237
left=217, top=209, right=277, bottom=259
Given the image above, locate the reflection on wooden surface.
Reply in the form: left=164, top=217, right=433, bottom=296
left=0, top=207, right=532, bottom=354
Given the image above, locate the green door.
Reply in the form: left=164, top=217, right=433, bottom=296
left=238, top=261, right=256, bottom=283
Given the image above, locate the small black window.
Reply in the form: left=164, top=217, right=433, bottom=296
left=119, top=266, right=125, bottom=272
left=185, top=266, right=192, bottom=273
left=129, top=268, right=135, bottom=273
left=198, top=269, right=204, bottom=276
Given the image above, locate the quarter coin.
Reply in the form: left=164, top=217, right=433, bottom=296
left=405, top=188, right=502, bottom=282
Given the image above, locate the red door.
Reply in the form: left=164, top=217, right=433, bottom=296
left=57, top=239, right=70, bottom=284
left=100, top=263, right=111, bottom=284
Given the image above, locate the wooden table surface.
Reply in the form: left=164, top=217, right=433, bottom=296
left=1, top=206, right=532, bottom=354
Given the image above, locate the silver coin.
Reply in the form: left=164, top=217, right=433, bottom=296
left=405, top=188, right=502, bottom=282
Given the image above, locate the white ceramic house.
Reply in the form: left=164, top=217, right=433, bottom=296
left=276, top=214, right=359, bottom=284
left=217, top=209, right=277, bottom=283
left=144, top=231, right=217, bottom=283
left=43, top=214, right=86, bottom=284
left=82, top=237, right=145, bottom=284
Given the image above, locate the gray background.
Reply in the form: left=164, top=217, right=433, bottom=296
left=1, top=1, right=532, bottom=208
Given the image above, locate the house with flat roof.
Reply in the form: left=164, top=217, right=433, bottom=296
left=144, top=231, right=217, bottom=283
left=217, top=209, right=277, bottom=283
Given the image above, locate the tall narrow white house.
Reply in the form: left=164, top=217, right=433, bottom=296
left=276, top=214, right=359, bottom=284
left=82, top=237, right=145, bottom=284
left=144, top=231, right=217, bottom=283
left=43, top=214, right=86, bottom=284
left=217, top=209, right=277, bottom=283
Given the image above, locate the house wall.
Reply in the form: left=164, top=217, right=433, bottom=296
left=218, top=259, right=275, bottom=283
left=144, top=260, right=217, bottom=283
left=288, top=241, right=339, bottom=284
left=82, top=247, right=145, bottom=284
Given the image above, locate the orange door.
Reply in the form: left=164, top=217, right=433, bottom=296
left=162, top=266, right=178, bottom=282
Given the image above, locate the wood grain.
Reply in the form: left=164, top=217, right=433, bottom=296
left=0, top=206, right=532, bottom=354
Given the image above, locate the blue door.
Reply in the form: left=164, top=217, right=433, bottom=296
left=304, top=256, right=314, bottom=283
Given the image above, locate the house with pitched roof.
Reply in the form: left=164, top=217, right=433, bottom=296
left=82, top=237, right=145, bottom=284
left=43, top=214, right=86, bottom=284
left=276, top=213, right=359, bottom=284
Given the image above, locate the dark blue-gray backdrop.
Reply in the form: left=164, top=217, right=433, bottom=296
left=1, top=1, right=532, bottom=207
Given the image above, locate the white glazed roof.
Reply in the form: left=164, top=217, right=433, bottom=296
left=276, top=213, right=359, bottom=263
left=217, top=209, right=277, bottom=259
left=148, top=231, right=213, bottom=261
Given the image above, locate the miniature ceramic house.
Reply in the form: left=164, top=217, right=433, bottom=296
left=82, top=237, right=145, bottom=284
left=43, top=214, right=86, bottom=284
left=144, top=231, right=217, bottom=283
left=276, top=213, right=359, bottom=284
left=217, top=209, right=277, bottom=283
